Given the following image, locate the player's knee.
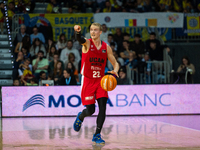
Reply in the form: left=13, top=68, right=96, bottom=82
left=87, top=106, right=95, bottom=116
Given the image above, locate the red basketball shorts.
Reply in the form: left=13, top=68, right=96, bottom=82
left=81, top=75, right=108, bottom=105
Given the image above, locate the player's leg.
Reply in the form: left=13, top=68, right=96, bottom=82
left=95, top=97, right=107, bottom=135
left=74, top=75, right=96, bottom=132
left=79, top=104, right=95, bottom=121
left=73, top=104, right=95, bottom=132
left=92, top=97, right=108, bottom=144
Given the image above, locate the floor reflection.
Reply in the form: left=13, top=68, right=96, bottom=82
left=1, top=116, right=200, bottom=150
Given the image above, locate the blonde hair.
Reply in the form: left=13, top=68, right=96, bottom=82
left=91, top=22, right=103, bottom=31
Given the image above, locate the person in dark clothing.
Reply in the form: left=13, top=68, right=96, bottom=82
left=58, top=69, right=77, bottom=85
left=13, top=52, right=24, bottom=79
left=132, top=34, right=145, bottom=59
left=117, top=66, right=130, bottom=85
left=145, top=32, right=160, bottom=51
left=148, top=40, right=169, bottom=61
left=113, top=28, right=124, bottom=51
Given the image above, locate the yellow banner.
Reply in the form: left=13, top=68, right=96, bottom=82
left=27, top=13, right=94, bottom=41
left=186, top=16, right=200, bottom=36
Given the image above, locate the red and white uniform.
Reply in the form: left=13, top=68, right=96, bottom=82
left=81, top=39, right=108, bottom=105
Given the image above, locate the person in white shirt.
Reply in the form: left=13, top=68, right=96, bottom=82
left=84, top=24, right=91, bottom=39
left=56, top=33, right=67, bottom=50
left=60, top=40, right=81, bottom=65
left=100, top=24, right=112, bottom=42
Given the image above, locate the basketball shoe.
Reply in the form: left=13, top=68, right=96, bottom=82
left=92, top=133, right=105, bottom=144
left=73, top=112, right=82, bottom=132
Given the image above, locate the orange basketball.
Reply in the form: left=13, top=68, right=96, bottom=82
left=101, top=75, right=117, bottom=91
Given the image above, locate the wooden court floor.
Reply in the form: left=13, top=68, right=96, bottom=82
left=1, top=115, right=200, bottom=150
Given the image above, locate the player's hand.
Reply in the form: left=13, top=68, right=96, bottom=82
left=74, top=25, right=81, bottom=32
left=107, top=70, right=119, bottom=78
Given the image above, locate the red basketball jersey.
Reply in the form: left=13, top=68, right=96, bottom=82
left=81, top=39, right=107, bottom=79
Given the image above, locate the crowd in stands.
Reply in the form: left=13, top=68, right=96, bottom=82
left=0, top=0, right=198, bottom=34
left=1, top=0, right=196, bottom=85
left=46, top=0, right=198, bottom=13
left=11, top=23, right=174, bottom=86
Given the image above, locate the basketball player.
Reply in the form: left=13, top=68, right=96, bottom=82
left=73, top=23, right=119, bottom=144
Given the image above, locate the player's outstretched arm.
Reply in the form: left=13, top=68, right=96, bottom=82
left=74, top=25, right=90, bottom=53
left=107, top=45, right=119, bottom=77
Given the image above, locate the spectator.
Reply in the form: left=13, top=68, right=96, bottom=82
left=60, top=40, right=80, bottom=65
left=30, top=38, right=46, bottom=59
left=107, top=50, right=124, bottom=71
left=52, top=60, right=63, bottom=85
left=46, top=0, right=61, bottom=13
left=30, top=26, right=45, bottom=44
left=47, top=45, right=57, bottom=63
left=21, top=77, right=38, bottom=86
left=13, top=52, right=24, bottom=79
left=18, top=58, right=33, bottom=80
left=65, top=62, right=78, bottom=76
left=56, top=33, right=67, bottom=52
left=177, top=56, right=195, bottom=74
left=21, top=46, right=31, bottom=59
left=183, top=0, right=194, bottom=13
left=46, top=38, right=57, bottom=55
left=132, top=34, right=145, bottom=59
left=110, top=0, right=122, bottom=11
left=157, top=0, right=172, bottom=11
left=38, top=71, right=47, bottom=86
left=68, top=7, right=74, bottom=13
left=105, top=34, right=118, bottom=51
left=82, top=0, right=97, bottom=13
left=176, top=56, right=195, bottom=83
left=32, top=51, right=48, bottom=79
left=197, top=0, right=200, bottom=12
left=148, top=40, right=170, bottom=61
left=140, top=52, right=152, bottom=84
left=122, top=0, right=137, bottom=12
left=67, top=0, right=82, bottom=12
left=145, top=32, right=160, bottom=51
left=137, top=0, right=152, bottom=12
left=13, top=24, right=28, bottom=47
left=103, top=0, right=115, bottom=12
left=71, top=31, right=82, bottom=51
left=13, top=79, right=20, bottom=86
left=84, top=24, right=91, bottom=39
left=0, top=2, right=5, bottom=35
left=49, top=53, right=65, bottom=74
left=23, top=0, right=35, bottom=13
left=47, top=74, right=53, bottom=80
left=8, top=2, right=16, bottom=31
left=125, top=51, right=138, bottom=70
left=96, top=0, right=106, bottom=12
left=173, top=0, right=183, bottom=12
left=123, top=32, right=131, bottom=41
left=65, top=53, right=79, bottom=70
left=117, top=66, right=130, bottom=85
left=14, top=35, right=30, bottom=53
left=113, top=28, right=123, bottom=50
left=17, top=0, right=27, bottom=13
left=100, top=24, right=112, bottom=42
left=58, top=69, right=77, bottom=85
left=141, top=52, right=151, bottom=73
left=110, top=42, right=118, bottom=52
left=120, top=40, right=133, bottom=59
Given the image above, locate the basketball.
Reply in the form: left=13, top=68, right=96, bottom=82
left=101, top=75, right=117, bottom=91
